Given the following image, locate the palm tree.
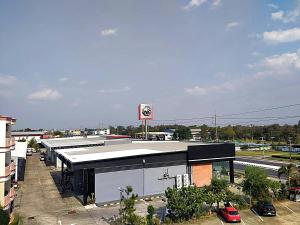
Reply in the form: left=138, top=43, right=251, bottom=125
left=278, top=164, right=296, bottom=187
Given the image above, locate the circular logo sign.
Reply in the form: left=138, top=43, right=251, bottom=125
left=142, top=106, right=152, bottom=116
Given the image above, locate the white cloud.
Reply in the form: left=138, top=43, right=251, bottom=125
left=268, top=3, right=278, bottom=9
left=263, top=28, right=300, bottom=43
left=212, top=0, right=222, bottom=8
left=259, top=50, right=300, bottom=72
left=271, top=11, right=284, bottom=21
left=225, top=21, right=239, bottom=30
left=58, top=77, right=68, bottom=82
left=271, top=3, right=300, bottom=23
left=98, top=86, right=131, bottom=94
left=28, top=88, right=62, bottom=101
left=185, top=82, right=235, bottom=96
left=183, top=0, right=207, bottom=10
left=79, top=80, right=87, bottom=85
left=0, top=74, right=18, bottom=86
left=101, top=29, right=117, bottom=36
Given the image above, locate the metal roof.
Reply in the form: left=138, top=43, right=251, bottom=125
left=12, top=131, right=47, bottom=136
left=56, top=141, right=202, bottom=163
left=41, top=137, right=106, bottom=148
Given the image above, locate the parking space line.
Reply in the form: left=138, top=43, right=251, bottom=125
left=281, top=204, right=296, bottom=214
left=241, top=219, right=246, bottom=225
left=251, top=208, right=264, bottom=222
left=215, top=215, right=224, bottom=225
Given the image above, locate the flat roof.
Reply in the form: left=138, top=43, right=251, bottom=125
left=12, top=131, right=47, bottom=136
left=42, top=137, right=106, bottom=148
left=56, top=141, right=202, bottom=163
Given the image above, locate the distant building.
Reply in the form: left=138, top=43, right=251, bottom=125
left=12, top=131, right=48, bottom=143
left=135, top=132, right=173, bottom=140
left=0, top=115, right=17, bottom=214
left=94, top=129, right=110, bottom=135
left=190, top=128, right=202, bottom=141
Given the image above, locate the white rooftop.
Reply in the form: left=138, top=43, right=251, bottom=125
left=56, top=141, right=202, bottom=163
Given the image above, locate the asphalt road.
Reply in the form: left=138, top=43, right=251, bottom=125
left=234, top=157, right=287, bottom=178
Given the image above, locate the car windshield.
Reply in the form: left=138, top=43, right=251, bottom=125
left=229, top=211, right=239, bottom=215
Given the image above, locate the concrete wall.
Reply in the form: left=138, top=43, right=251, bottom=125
left=94, top=164, right=187, bottom=204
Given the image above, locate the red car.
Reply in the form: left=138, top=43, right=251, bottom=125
left=219, top=206, right=241, bottom=223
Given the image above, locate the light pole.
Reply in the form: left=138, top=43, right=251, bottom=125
left=288, top=137, right=292, bottom=162
left=260, top=137, right=265, bottom=158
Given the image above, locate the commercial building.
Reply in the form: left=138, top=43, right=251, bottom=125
left=0, top=115, right=17, bottom=213
left=42, top=137, right=130, bottom=167
left=55, top=141, right=235, bottom=205
left=12, top=131, right=48, bottom=143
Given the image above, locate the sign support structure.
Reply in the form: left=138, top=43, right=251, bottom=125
left=138, top=104, right=153, bottom=140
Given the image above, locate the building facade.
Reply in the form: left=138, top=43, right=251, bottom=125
left=0, top=115, right=16, bottom=213
left=56, top=141, right=235, bottom=205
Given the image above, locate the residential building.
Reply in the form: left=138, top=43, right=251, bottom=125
left=0, top=115, right=16, bottom=213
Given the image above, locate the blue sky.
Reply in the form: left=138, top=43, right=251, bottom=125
left=1, top=0, right=300, bottom=129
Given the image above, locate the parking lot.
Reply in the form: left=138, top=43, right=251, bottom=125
left=172, top=200, right=300, bottom=225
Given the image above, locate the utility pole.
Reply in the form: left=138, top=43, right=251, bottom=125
left=214, top=112, right=218, bottom=142
left=251, top=124, right=254, bottom=143
left=261, top=136, right=265, bottom=158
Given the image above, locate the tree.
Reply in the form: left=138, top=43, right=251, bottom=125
left=146, top=205, right=155, bottom=225
left=119, top=186, right=140, bottom=225
left=290, top=173, right=300, bottom=187
left=53, top=130, right=63, bottom=137
left=165, top=186, right=205, bottom=221
left=268, top=180, right=281, bottom=199
left=172, top=127, right=192, bottom=140
left=278, top=164, right=297, bottom=187
left=0, top=207, right=9, bottom=225
left=208, top=178, right=229, bottom=209
left=242, top=166, right=270, bottom=202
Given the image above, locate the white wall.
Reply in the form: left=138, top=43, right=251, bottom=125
left=0, top=121, right=6, bottom=147
left=11, top=142, right=27, bottom=159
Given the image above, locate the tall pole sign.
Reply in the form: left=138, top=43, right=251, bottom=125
left=138, top=104, right=153, bottom=140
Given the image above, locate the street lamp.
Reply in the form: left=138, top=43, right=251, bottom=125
left=288, top=137, right=292, bottom=162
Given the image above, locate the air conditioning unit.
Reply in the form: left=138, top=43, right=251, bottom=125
left=176, top=174, right=182, bottom=189
left=183, top=174, right=189, bottom=187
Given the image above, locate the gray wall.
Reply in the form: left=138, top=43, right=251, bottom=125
left=95, top=164, right=187, bottom=204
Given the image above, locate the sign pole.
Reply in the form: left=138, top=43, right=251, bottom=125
left=145, top=120, right=148, bottom=140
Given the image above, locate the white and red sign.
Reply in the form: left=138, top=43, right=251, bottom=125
left=138, top=104, right=153, bottom=120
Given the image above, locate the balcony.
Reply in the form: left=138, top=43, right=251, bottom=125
left=0, top=137, right=15, bottom=152
left=3, top=187, right=16, bottom=208
left=0, top=163, right=15, bottom=181
left=10, top=162, right=16, bottom=173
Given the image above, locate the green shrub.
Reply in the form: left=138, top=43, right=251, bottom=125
left=10, top=214, right=22, bottom=225
left=0, top=207, right=9, bottom=225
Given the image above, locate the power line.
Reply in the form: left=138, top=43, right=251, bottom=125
left=218, top=103, right=300, bottom=118
left=150, top=103, right=300, bottom=123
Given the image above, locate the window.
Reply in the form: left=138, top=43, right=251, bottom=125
left=212, top=161, right=229, bottom=181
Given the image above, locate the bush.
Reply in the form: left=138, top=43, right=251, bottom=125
left=0, top=207, right=9, bottom=225
left=231, top=194, right=249, bottom=209
left=10, top=214, right=22, bottom=225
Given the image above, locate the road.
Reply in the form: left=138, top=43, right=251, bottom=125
left=234, top=157, right=288, bottom=178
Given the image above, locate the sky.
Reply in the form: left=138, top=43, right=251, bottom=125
left=0, top=0, right=300, bottom=129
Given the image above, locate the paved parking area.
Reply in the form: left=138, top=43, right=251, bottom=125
left=14, top=154, right=108, bottom=225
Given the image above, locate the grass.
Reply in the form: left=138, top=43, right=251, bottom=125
left=236, top=150, right=299, bottom=157
left=236, top=150, right=300, bottom=163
